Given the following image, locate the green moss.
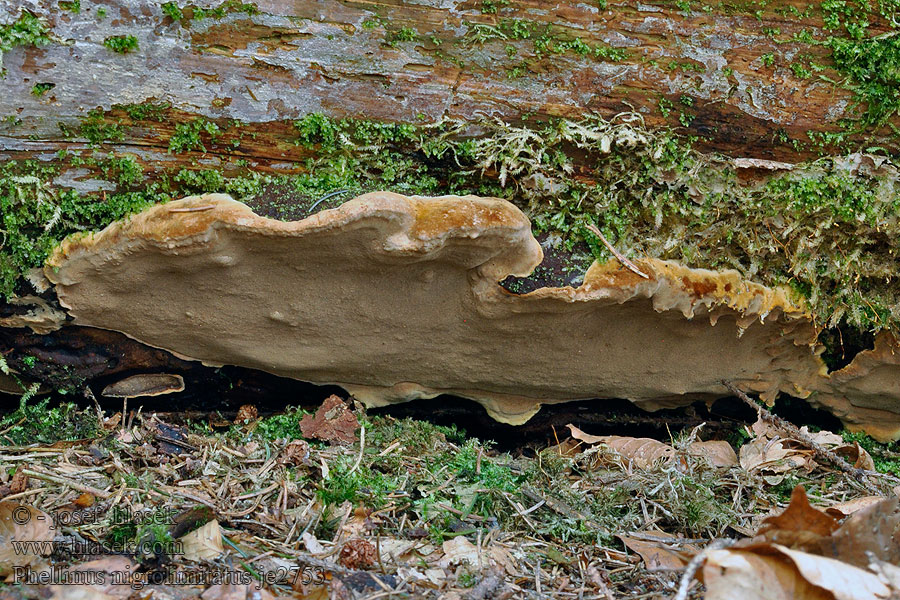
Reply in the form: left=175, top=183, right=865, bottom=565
left=0, top=160, right=166, bottom=298
left=387, top=26, right=418, bottom=47
left=161, top=1, right=184, bottom=22
left=168, top=118, right=221, bottom=153
left=480, top=0, right=510, bottom=14
left=61, top=108, right=125, bottom=145
left=103, top=34, right=139, bottom=54
left=30, top=82, right=53, bottom=97
left=0, top=10, right=53, bottom=74
left=115, top=101, right=171, bottom=122
left=465, top=18, right=626, bottom=63
left=0, top=396, right=100, bottom=445
left=254, top=406, right=309, bottom=440
left=164, top=1, right=257, bottom=24
left=59, top=0, right=81, bottom=13
left=99, top=154, right=144, bottom=187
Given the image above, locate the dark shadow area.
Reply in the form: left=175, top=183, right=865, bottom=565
left=373, top=395, right=739, bottom=452
left=500, top=234, right=593, bottom=293
left=818, top=321, right=876, bottom=372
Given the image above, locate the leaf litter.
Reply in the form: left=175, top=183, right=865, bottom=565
left=0, top=392, right=897, bottom=599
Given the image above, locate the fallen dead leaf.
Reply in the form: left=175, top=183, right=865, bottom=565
left=440, top=536, right=480, bottom=568
left=757, top=486, right=839, bottom=549
left=702, top=548, right=835, bottom=600
left=697, top=486, right=899, bottom=600
left=179, top=519, right=224, bottom=561
left=688, top=440, right=738, bottom=467
left=568, top=426, right=673, bottom=468
left=9, top=470, right=27, bottom=494
left=281, top=439, right=310, bottom=465
left=739, top=436, right=814, bottom=476
left=302, top=531, right=326, bottom=555
left=617, top=535, right=688, bottom=571
left=833, top=442, right=876, bottom=471
left=816, top=496, right=900, bottom=568
left=300, top=395, right=359, bottom=444
left=825, top=496, right=887, bottom=518
left=568, top=425, right=738, bottom=469
left=774, top=544, right=891, bottom=600
left=0, top=502, right=54, bottom=575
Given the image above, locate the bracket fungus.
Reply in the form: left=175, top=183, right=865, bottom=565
left=42, top=192, right=900, bottom=439
left=101, top=373, right=185, bottom=398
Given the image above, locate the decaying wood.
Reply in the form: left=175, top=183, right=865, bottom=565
left=0, top=0, right=891, bottom=191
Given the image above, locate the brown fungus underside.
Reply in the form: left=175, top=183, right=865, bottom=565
left=43, top=193, right=900, bottom=440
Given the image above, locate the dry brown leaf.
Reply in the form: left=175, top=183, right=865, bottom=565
left=825, top=496, right=887, bottom=518
left=617, top=535, right=688, bottom=571
left=739, top=437, right=814, bottom=474
left=774, top=545, right=891, bottom=600
left=302, top=531, right=326, bottom=555
left=0, top=502, right=54, bottom=575
left=833, top=442, right=876, bottom=471
left=568, top=426, right=673, bottom=468
left=566, top=424, right=606, bottom=445
left=702, top=548, right=833, bottom=600
left=688, top=440, right=738, bottom=467
left=9, top=471, right=28, bottom=495
left=756, top=486, right=839, bottom=550
left=299, top=395, right=359, bottom=444
left=801, top=427, right=844, bottom=446
left=440, top=536, right=480, bottom=568
left=281, top=440, right=310, bottom=465
left=179, top=519, right=224, bottom=561
left=816, top=497, right=900, bottom=568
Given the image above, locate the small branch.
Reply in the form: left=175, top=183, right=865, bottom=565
left=721, top=381, right=882, bottom=495
left=347, top=425, right=366, bottom=476
left=21, top=468, right=111, bottom=499
left=586, top=224, right=649, bottom=279
left=674, top=538, right=735, bottom=600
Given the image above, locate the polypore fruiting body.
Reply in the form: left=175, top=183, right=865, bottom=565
left=43, top=192, right=900, bottom=438
left=810, top=332, right=900, bottom=441
left=102, top=373, right=185, bottom=398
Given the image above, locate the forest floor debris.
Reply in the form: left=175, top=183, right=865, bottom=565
left=0, top=393, right=897, bottom=599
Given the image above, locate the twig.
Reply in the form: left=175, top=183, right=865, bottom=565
left=721, top=381, right=882, bottom=494
left=308, top=188, right=350, bottom=213
left=168, top=205, right=215, bottom=213
left=347, top=425, right=366, bottom=476
left=20, top=468, right=111, bottom=499
left=586, top=224, right=649, bottom=279
left=521, top=486, right=610, bottom=537
left=674, top=538, right=735, bottom=600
